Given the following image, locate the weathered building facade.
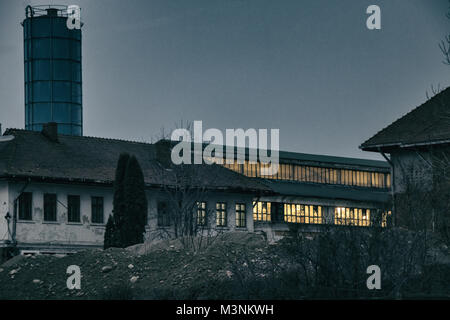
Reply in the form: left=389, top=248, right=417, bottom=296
left=361, top=87, right=450, bottom=237
left=0, top=126, right=269, bottom=261
left=0, top=125, right=392, bottom=261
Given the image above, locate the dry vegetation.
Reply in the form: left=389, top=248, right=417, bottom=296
left=0, top=230, right=449, bottom=300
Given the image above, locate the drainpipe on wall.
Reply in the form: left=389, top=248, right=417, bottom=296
left=12, top=197, right=18, bottom=246
left=11, top=180, right=31, bottom=249
left=378, top=149, right=396, bottom=227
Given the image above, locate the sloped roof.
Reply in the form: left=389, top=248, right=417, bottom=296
left=360, top=87, right=450, bottom=151
left=0, top=129, right=270, bottom=194
left=160, top=140, right=389, bottom=169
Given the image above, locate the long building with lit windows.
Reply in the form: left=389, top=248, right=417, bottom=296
left=204, top=146, right=393, bottom=241
left=0, top=126, right=392, bottom=260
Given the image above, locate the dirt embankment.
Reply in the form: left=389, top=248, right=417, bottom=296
left=0, top=230, right=449, bottom=300
left=0, top=233, right=269, bottom=300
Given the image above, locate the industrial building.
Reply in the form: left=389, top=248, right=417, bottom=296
left=221, top=147, right=392, bottom=240
left=0, top=126, right=391, bottom=259
left=0, top=5, right=392, bottom=260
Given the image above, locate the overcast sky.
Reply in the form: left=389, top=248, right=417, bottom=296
left=0, top=0, right=448, bottom=160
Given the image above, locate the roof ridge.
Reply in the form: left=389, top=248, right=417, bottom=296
left=4, top=128, right=153, bottom=146
left=360, top=86, right=450, bottom=148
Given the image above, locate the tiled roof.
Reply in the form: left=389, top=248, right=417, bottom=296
left=360, top=87, right=450, bottom=151
left=0, top=129, right=270, bottom=193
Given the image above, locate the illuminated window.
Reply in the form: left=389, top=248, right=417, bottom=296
left=218, top=157, right=390, bottom=189
left=378, top=173, right=384, bottom=188
left=284, top=203, right=323, bottom=224
left=196, top=201, right=207, bottom=226
left=235, top=203, right=246, bottom=228
left=381, top=210, right=392, bottom=228
left=282, top=164, right=288, bottom=180
left=294, top=165, right=300, bottom=180
left=253, top=201, right=271, bottom=222
left=251, top=161, right=258, bottom=178
left=312, top=167, right=319, bottom=183
left=260, top=162, right=272, bottom=178
left=287, top=164, right=294, bottom=180
left=243, top=160, right=249, bottom=177
left=334, top=207, right=371, bottom=226
left=216, top=202, right=227, bottom=227
left=330, top=169, right=337, bottom=184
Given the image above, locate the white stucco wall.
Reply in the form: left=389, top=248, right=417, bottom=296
left=146, top=191, right=254, bottom=242
left=5, top=181, right=254, bottom=252
left=0, top=181, right=9, bottom=246
left=3, top=178, right=389, bottom=252
left=9, top=182, right=113, bottom=249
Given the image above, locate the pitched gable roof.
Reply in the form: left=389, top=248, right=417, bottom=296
left=360, top=87, right=450, bottom=152
left=0, top=129, right=270, bottom=193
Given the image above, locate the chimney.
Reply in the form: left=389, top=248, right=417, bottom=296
left=42, top=122, right=58, bottom=142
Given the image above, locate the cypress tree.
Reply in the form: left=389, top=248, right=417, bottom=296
left=122, top=155, right=148, bottom=247
left=113, top=153, right=130, bottom=247
left=104, top=215, right=116, bottom=249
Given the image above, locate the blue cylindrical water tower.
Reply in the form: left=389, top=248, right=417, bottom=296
left=23, top=5, right=82, bottom=136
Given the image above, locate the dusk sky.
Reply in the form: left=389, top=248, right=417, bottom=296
left=0, top=0, right=448, bottom=160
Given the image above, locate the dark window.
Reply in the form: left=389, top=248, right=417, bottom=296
left=91, top=196, right=104, bottom=224
left=157, top=201, right=170, bottom=227
left=196, top=201, right=207, bottom=226
left=67, top=195, right=80, bottom=223
left=18, top=192, right=32, bottom=221
left=44, top=193, right=57, bottom=222
left=235, top=203, right=246, bottom=228
left=216, top=202, right=227, bottom=227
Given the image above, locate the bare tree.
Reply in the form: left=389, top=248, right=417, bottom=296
left=150, top=123, right=223, bottom=252
left=439, top=2, right=450, bottom=66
